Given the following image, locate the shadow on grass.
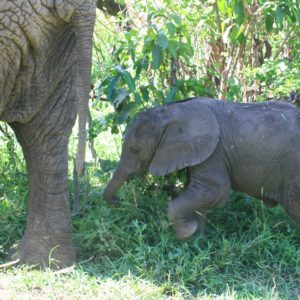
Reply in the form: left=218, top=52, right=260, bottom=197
left=73, top=183, right=300, bottom=300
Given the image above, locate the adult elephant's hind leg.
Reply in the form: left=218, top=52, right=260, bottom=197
left=11, top=83, right=77, bottom=268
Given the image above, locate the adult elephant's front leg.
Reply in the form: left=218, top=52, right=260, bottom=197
left=11, top=86, right=77, bottom=268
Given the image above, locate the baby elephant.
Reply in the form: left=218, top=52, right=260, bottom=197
left=104, top=97, right=300, bottom=240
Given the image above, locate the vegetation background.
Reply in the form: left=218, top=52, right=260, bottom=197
left=0, top=0, right=300, bottom=299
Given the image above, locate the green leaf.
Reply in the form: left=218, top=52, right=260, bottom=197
left=140, top=56, right=149, bottom=70
left=165, top=87, right=178, bottom=103
left=287, top=7, right=296, bottom=23
left=156, top=90, right=165, bottom=103
left=217, top=0, right=227, bottom=15
left=130, top=48, right=136, bottom=63
left=167, top=40, right=178, bottom=59
left=235, top=25, right=245, bottom=40
left=276, top=6, right=285, bottom=25
left=172, top=14, right=181, bottom=25
left=99, top=159, right=116, bottom=172
left=297, top=9, right=300, bottom=23
left=134, top=92, right=142, bottom=104
left=265, top=12, right=274, bottom=32
left=223, top=23, right=238, bottom=43
left=112, top=46, right=123, bottom=59
left=156, top=32, right=168, bottom=49
left=178, top=42, right=194, bottom=63
left=117, top=102, right=137, bottom=124
left=140, top=86, right=150, bottom=101
left=237, top=32, right=246, bottom=45
left=133, top=59, right=142, bottom=78
left=234, top=0, right=245, bottom=25
left=107, top=76, right=120, bottom=101
left=166, top=22, right=176, bottom=37
left=111, top=124, right=119, bottom=134
left=122, top=71, right=136, bottom=92
left=152, top=44, right=163, bottom=70
left=113, top=88, right=129, bottom=108
left=143, top=29, right=156, bottom=54
left=124, top=29, right=138, bottom=42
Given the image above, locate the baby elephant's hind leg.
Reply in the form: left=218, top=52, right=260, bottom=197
left=283, top=182, right=300, bottom=228
left=168, top=167, right=230, bottom=240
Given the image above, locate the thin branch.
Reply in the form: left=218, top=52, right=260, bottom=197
left=273, top=25, right=296, bottom=60
left=0, top=259, right=20, bottom=269
left=53, top=265, right=75, bottom=275
left=170, top=58, right=178, bottom=86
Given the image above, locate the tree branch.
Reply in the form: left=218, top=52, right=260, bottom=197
left=273, top=25, right=296, bottom=60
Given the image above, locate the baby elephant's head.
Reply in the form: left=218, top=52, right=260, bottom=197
left=103, top=100, right=220, bottom=208
left=103, top=109, right=163, bottom=204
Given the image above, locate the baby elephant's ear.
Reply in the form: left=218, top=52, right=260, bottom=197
left=149, top=102, right=220, bottom=176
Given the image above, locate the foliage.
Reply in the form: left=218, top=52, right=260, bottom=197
left=91, top=0, right=300, bottom=136
left=0, top=124, right=27, bottom=257
left=243, top=58, right=300, bottom=100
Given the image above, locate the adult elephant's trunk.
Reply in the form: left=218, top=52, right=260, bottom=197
left=103, top=164, right=130, bottom=205
left=73, top=2, right=96, bottom=176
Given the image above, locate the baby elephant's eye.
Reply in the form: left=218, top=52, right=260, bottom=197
left=130, top=147, right=140, bottom=154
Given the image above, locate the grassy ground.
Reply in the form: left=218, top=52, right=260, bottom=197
left=0, top=128, right=300, bottom=299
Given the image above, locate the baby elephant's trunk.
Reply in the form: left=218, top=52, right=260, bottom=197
left=103, top=165, right=129, bottom=205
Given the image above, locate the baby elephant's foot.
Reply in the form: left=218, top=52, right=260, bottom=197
left=168, top=202, right=198, bottom=240
left=173, top=219, right=199, bottom=240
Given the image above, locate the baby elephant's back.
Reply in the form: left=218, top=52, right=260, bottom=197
left=230, top=101, right=300, bottom=158
left=219, top=100, right=300, bottom=200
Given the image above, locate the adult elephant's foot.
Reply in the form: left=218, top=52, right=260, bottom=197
left=5, top=217, right=75, bottom=269
left=18, top=232, right=76, bottom=268
left=17, top=187, right=76, bottom=268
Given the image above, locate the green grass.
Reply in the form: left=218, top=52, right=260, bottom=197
left=0, top=128, right=300, bottom=299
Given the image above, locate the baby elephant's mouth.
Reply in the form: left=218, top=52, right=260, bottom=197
left=135, top=161, right=150, bottom=176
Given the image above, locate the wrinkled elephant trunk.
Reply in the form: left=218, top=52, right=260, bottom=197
left=103, top=165, right=130, bottom=205
left=73, top=2, right=96, bottom=176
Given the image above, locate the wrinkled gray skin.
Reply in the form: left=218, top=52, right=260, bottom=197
left=0, top=0, right=96, bottom=267
left=104, top=97, right=300, bottom=240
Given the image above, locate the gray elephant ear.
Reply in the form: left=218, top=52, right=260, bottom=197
left=149, top=102, right=220, bottom=176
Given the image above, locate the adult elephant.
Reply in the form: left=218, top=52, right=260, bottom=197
left=0, top=0, right=96, bottom=267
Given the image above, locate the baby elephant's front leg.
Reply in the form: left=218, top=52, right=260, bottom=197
left=168, top=168, right=230, bottom=240
left=167, top=189, right=205, bottom=240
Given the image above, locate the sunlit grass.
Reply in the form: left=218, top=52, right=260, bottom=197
left=0, top=266, right=294, bottom=300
